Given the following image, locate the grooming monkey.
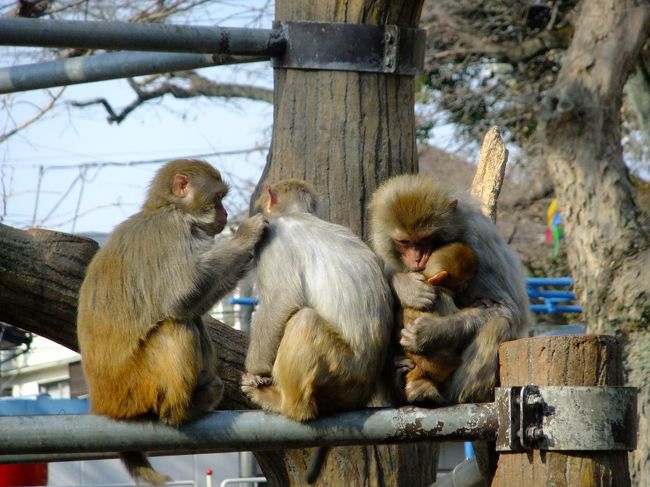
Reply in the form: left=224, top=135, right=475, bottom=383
left=370, top=174, right=530, bottom=404
left=399, top=242, right=478, bottom=404
left=241, top=180, right=394, bottom=483
left=77, top=159, right=267, bottom=486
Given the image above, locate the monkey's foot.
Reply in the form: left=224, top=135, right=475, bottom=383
left=241, top=372, right=273, bottom=392
left=405, top=378, right=445, bottom=405
left=394, top=356, right=415, bottom=375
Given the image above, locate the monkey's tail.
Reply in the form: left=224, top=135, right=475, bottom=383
left=305, top=446, right=330, bottom=484
left=447, top=316, right=511, bottom=404
left=120, top=451, right=173, bottom=486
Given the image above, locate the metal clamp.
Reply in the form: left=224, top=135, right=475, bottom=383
left=496, top=385, right=638, bottom=452
left=271, top=21, right=425, bottom=75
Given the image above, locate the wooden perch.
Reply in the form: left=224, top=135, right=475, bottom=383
left=470, top=126, right=509, bottom=222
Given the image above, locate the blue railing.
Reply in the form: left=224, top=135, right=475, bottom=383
left=231, top=277, right=583, bottom=314
left=526, top=277, right=582, bottom=314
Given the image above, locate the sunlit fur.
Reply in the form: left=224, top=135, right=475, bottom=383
left=256, top=178, right=319, bottom=216
left=401, top=242, right=478, bottom=404
left=77, top=159, right=266, bottom=486
left=369, top=174, right=530, bottom=404
left=242, top=179, right=394, bottom=422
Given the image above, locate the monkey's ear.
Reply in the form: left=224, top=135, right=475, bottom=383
left=265, top=184, right=279, bottom=213
left=448, top=199, right=458, bottom=209
left=172, top=174, right=190, bottom=198
left=426, top=271, right=449, bottom=286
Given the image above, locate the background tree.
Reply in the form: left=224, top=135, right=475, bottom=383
left=419, top=0, right=649, bottom=483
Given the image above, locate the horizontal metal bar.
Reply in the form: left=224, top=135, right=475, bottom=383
left=0, top=18, right=285, bottom=55
left=526, top=277, right=573, bottom=287
left=529, top=304, right=583, bottom=313
left=0, top=405, right=497, bottom=462
left=0, top=51, right=266, bottom=94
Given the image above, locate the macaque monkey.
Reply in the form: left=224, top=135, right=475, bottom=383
left=77, top=159, right=267, bottom=486
left=370, top=174, right=530, bottom=404
left=241, top=180, right=394, bottom=483
left=399, top=242, right=478, bottom=404
left=241, top=179, right=393, bottom=419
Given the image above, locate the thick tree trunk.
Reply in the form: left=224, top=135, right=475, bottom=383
left=251, top=2, right=437, bottom=485
left=541, top=1, right=650, bottom=484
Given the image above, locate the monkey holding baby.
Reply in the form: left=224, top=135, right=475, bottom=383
left=370, top=174, right=530, bottom=405
left=77, top=159, right=267, bottom=486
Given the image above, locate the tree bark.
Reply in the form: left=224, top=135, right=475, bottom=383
left=492, top=335, right=630, bottom=486
left=541, top=1, right=650, bottom=484
left=252, top=1, right=437, bottom=485
left=0, top=223, right=98, bottom=350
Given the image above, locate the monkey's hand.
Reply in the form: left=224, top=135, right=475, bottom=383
left=241, top=372, right=273, bottom=393
left=400, top=316, right=443, bottom=354
left=394, top=355, right=415, bottom=376
left=234, top=214, right=268, bottom=249
left=392, top=272, right=437, bottom=309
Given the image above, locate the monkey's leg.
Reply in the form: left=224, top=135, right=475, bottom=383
left=447, top=316, right=511, bottom=404
left=273, top=308, right=369, bottom=422
left=142, top=320, right=207, bottom=426
left=404, top=353, right=446, bottom=404
left=185, top=317, right=224, bottom=421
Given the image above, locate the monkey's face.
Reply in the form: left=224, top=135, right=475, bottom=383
left=392, top=233, right=435, bottom=272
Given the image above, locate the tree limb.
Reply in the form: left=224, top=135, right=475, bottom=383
left=70, top=72, right=273, bottom=124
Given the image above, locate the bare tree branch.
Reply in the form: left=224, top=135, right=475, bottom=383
left=70, top=72, right=273, bottom=124
left=0, top=88, right=64, bottom=143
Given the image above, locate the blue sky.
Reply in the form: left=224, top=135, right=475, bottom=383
left=0, top=2, right=275, bottom=234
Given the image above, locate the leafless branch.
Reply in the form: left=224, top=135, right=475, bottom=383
left=70, top=72, right=273, bottom=124
left=0, top=88, right=65, bottom=144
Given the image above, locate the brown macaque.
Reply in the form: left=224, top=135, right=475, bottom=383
left=241, top=180, right=394, bottom=484
left=399, top=242, right=478, bottom=404
left=370, top=174, right=530, bottom=405
left=77, top=159, right=267, bottom=486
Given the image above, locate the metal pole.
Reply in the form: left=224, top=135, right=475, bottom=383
left=0, top=51, right=267, bottom=94
left=0, top=405, right=497, bottom=462
left=0, top=18, right=285, bottom=55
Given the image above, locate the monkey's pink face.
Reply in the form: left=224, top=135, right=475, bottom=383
left=393, top=234, right=435, bottom=272
left=212, top=192, right=228, bottom=232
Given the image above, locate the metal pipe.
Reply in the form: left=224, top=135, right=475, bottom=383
left=0, top=405, right=497, bottom=462
left=0, top=51, right=267, bottom=94
left=0, top=18, right=285, bottom=55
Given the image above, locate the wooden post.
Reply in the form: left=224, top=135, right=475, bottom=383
left=492, top=335, right=632, bottom=486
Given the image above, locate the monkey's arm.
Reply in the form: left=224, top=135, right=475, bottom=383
left=182, top=215, right=267, bottom=317
left=400, top=303, right=516, bottom=354
left=390, top=271, right=437, bottom=309
left=245, top=298, right=297, bottom=376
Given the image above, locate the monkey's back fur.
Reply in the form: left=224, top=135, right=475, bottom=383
left=245, top=211, right=394, bottom=421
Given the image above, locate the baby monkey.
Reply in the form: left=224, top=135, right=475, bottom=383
left=399, top=242, right=478, bottom=404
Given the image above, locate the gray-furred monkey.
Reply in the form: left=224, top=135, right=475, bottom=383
left=77, top=159, right=267, bottom=486
left=241, top=179, right=394, bottom=421
left=369, top=174, right=530, bottom=404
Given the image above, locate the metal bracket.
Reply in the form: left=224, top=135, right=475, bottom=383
left=496, top=385, right=638, bottom=452
left=271, top=21, right=425, bottom=75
